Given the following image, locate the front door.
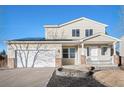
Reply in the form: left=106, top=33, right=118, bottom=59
left=62, top=48, right=76, bottom=65
left=90, top=46, right=99, bottom=56
left=89, top=46, right=99, bottom=63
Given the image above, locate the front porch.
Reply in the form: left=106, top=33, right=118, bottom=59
left=61, top=44, right=119, bottom=67
left=84, top=44, right=116, bottom=66
left=61, top=35, right=120, bottom=67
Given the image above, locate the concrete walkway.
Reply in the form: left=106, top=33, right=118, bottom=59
left=93, top=69, right=124, bottom=87
left=0, top=68, right=55, bottom=87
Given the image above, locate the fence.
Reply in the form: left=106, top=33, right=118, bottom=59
left=0, top=56, right=7, bottom=67
left=121, top=56, right=124, bottom=66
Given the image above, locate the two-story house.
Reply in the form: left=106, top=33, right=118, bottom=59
left=7, top=17, right=120, bottom=68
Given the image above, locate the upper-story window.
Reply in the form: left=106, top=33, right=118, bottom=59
left=85, top=29, right=93, bottom=37
left=72, top=29, right=80, bottom=37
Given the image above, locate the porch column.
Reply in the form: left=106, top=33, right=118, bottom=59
left=81, top=43, right=86, bottom=64
left=113, top=42, right=116, bottom=56
left=113, top=42, right=119, bottom=65
left=81, top=43, right=84, bottom=55
left=76, top=45, right=80, bottom=65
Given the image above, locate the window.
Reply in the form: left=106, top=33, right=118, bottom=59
left=63, top=48, right=75, bottom=58
left=72, top=29, right=75, bottom=37
left=76, top=29, right=80, bottom=37
left=87, top=47, right=90, bottom=56
left=63, top=49, right=68, bottom=58
left=72, top=29, right=80, bottom=37
left=85, top=29, right=93, bottom=37
left=70, top=48, right=75, bottom=58
left=101, top=47, right=108, bottom=55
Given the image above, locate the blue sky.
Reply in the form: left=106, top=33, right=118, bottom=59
left=0, top=5, right=123, bottom=51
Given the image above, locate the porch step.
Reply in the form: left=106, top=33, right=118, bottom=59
left=93, top=65, right=119, bottom=71
left=94, top=67, right=119, bottom=71
left=86, top=61, right=119, bottom=70
left=87, top=62, right=113, bottom=65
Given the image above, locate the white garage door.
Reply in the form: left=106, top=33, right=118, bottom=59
left=16, top=50, right=55, bottom=68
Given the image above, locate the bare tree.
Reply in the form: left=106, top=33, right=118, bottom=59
left=25, top=44, right=29, bottom=67
left=51, top=28, right=65, bottom=39
left=10, top=43, right=50, bottom=68
left=31, top=43, right=41, bottom=67
left=10, top=43, right=33, bottom=68
left=9, top=28, right=64, bottom=67
left=10, top=44, right=25, bottom=67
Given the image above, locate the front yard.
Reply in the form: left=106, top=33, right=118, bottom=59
left=93, top=69, right=124, bottom=87
left=47, top=71, right=105, bottom=87
left=0, top=67, right=124, bottom=87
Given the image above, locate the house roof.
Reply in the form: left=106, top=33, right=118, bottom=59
left=9, top=37, right=74, bottom=41
left=7, top=33, right=120, bottom=44
left=81, top=33, right=120, bottom=43
left=44, top=17, right=108, bottom=28
left=9, top=37, right=45, bottom=41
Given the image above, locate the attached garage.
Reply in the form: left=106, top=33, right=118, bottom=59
left=16, top=50, right=56, bottom=68
left=7, top=39, right=62, bottom=68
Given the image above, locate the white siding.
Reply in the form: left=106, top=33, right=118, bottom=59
left=16, top=50, right=55, bottom=67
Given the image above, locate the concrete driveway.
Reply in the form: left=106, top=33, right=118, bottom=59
left=0, top=68, right=55, bottom=87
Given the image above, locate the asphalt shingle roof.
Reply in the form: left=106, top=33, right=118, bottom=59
left=9, top=37, right=74, bottom=41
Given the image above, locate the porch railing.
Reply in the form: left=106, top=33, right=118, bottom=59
left=86, top=56, right=113, bottom=65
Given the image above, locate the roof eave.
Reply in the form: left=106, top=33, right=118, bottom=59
left=82, top=17, right=108, bottom=27
left=43, top=25, right=59, bottom=28
left=7, top=40, right=80, bottom=44
left=43, top=17, right=108, bottom=28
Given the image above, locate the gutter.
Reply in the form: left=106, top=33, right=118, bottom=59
left=7, top=40, right=81, bottom=44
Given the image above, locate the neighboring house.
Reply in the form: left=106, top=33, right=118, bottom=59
left=7, top=17, right=120, bottom=68
left=120, top=36, right=124, bottom=65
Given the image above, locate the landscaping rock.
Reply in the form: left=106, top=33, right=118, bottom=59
left=56, top=68, right=90, bottom=78
left=47, top=71, right=105, bottom=87
left=56, top=65, right=95, bottom=78
left=57, top=67, right=63, bottom=71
